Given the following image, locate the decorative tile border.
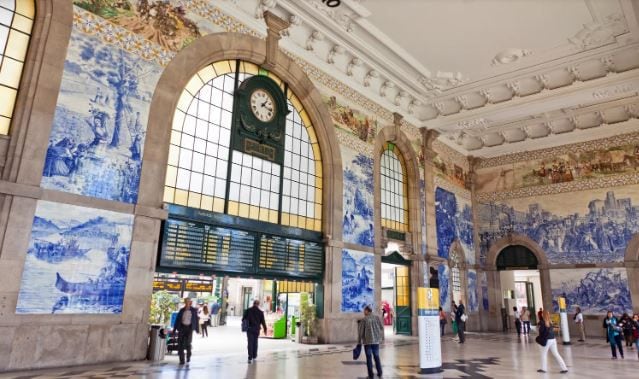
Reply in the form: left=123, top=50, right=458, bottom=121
left=73, top=6, right=175, bottom=66
left=336, top=128, right=373, bottom=156
left=478, top=131, right=639, bottom=169
left=181, top=0, right=262, bottom=38
left=476, top=171, right=639, bottom=202
left=434, top=176, right=471, bottom=200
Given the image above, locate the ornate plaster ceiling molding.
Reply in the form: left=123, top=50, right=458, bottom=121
left=363, top=69, right=379, bottom=87
left=255, top=0, right=278, bottom=19
left=379, top=80, right=395, bottom=97
left=568, top=12, right=628, bottom=50
left=305, top=30, right=324, bottom=51
left=418, top=71, right=466, bottom=94
left=491, top=48, right=533, bottom=66
left=423, top=45, right=639, bottom=121
left=327, top=44, right=345, bottom=64
left=346, top=57, right=362, bottom=76
left=448, top=96, right=639, bottom=151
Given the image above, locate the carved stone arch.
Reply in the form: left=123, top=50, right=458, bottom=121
left=373, top=126, right=421, bottom=256
left=139, top=32, right=343, bottom=239
left=448, top=238, right=466, bottom=267
left=485, top=233, right=553, bottom=313
left=486, top=233, right=549, bottom=269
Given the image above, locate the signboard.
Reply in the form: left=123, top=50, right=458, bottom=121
left=418, top=287, right=442, bottom=374
left=160, top=217, right=324, bottom=280
left=185, top=280, right=213, bottom=292
left=153, top=278, right=182, bottom=292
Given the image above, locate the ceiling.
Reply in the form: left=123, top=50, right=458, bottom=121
left=216, top=0, right=639, bottom=157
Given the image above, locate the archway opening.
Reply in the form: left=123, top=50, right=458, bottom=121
left=381, top=243, right=412, bottom=336
left=496, top=245, right=543, bottom=335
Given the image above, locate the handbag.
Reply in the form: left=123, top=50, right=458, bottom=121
left=461, top=314, right=468, bottom=322
left=535, top=335, right=547, bottom=346
left=352, top=344, right=362, bottom=360
left=241, top=319, right=249, bottom=332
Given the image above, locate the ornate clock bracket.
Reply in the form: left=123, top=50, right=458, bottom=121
left=263, top=11, right=290, bottom=71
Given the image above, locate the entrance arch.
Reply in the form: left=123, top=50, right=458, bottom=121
left=496, top=245, right=539, bottom=271
left=484, top=234, right=552, bottom=330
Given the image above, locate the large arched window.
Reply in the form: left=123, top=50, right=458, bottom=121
left=163, top=60, right=322, bottom=231
left=380, top=142, right=408, bottom=232
left=0, top=1, right=34, bottom=134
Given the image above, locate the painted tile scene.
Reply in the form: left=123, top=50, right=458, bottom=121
left=40, top=21, right=163, bottom=203
left=341, top=249, right=375, bottom=313
left=477, top=184, right=639, bottom=265
left=434, top=187, right=475, bottom=263
left=550, top=268, right=632, bottom=315
left=342, top=146, right=375, bottom=247
left=16, top=201, right=134, bottom=314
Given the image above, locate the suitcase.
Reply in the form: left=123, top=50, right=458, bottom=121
left=166, top=330, right=179, bottom=354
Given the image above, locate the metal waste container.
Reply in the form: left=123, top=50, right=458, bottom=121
left=295, top=321, right=303, bottom=343
left=148, top=325, right=166, bottom=361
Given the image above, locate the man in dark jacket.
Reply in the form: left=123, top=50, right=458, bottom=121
left=242, top=299, right=267, bottom=363
left=173, top=298, right=199, bottom=364
left=455, top=300, right=466, bottom=344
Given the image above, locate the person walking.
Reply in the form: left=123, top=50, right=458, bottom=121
left=537, top=310, right=568, bottom=374
left=455, top=300, right=466, bottom=344
left=632, top=314, right=639, bottom=358
left=357, top=305, right=384, bottom=379
left=605, top=311, right=624, bottom=359
left=513, top=306, right=521, bottom=337
left=521, top=306, right=531, bottom=335
left=173, top=298, right=199, bottom=365
left=439, top=306, right=447, bottom=336
left=198, top=305, right=210, bottom=338
left=451, top=301, right=458, bottom=340
left=242, top=300, right=267, bottom=364
left=537, top=308, right=543, bottom=326
left=621, top=313, right=634, bottom=348
left=574, top=306, right=585, bottom=342
left=210, top=300, right=221, bottom=327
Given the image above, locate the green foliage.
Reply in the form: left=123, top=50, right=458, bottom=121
left=73, top=0, right=132, bottom=19
left=300, top=302, right=317, bottom=337
left=149, top=291, right=178, bottom=325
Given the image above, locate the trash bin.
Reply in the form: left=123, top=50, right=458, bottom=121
left=295, top=321, right=302, bottom=343
left=148, top=325, right=166, bottom=361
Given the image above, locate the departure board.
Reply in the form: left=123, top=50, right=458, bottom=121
left=160, top=217, right=324, bottom=279
left=162, top=219, right=255, bottom=273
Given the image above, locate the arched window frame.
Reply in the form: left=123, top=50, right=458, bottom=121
left=163, top=59, right=323, bottom=232
left=380, top=142, right=409, bottom=232
left=0, top=0, right=35, bottom=134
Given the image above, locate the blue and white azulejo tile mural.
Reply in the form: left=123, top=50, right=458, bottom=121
left=16, top=201, right=134, bottom=314
left=467, top=269, right=478, bottom=312
left=435, top=187, right=475, bottom=263
left=41, top=24, right=163, bottom=204
left=477, top=185, right=639, bottom=264
left=342, top=146, right=375, bottom=247
left=341, top=249, right=375, bottom=313
left=550, top=268, right=632, bottom=315
left=438, top=263, right=450, bottom=313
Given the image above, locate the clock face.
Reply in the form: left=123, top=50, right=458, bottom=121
left=250, top=89, right=276, bottom=122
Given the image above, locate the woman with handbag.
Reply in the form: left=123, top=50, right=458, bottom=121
left=605, top=311, right=624, bottom=359
left=537, top=310, right=568, bottom=374
left=632, top=314, right=639, bottom=358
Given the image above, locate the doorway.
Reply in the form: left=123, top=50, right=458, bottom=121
left=496, top=245, right=543, bottom=332
left=381, top=251, right=412, bottom=336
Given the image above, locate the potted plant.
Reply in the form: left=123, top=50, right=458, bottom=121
left=300, top=293, right=318, bottom=344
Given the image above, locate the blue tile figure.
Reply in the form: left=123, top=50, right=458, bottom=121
left=342, top=147, right=375, bottom=247
left=438, top=263, right=450, bottom=313
left=341, top=249, right=375, bottom=312
left=435, top=188, right=475, bottom=263
left=478, top=188, right=639, bottom=264
left=40, top=27, right=162, bottom=204
left=467, top=270, right=478, bottom=312
left=480, top=272, right=489, bottom=311
left=551, top=268, right=632, bottom=315
left=16, top=201, right=134, bottom=314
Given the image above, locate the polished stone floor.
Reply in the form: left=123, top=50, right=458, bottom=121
left=2, top=332, right=638, bottom=378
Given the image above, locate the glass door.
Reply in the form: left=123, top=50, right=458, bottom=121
left=394, top=266, right=411, bottom=335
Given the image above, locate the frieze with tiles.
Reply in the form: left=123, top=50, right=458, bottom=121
left=477, top=183, right=639, bottom=265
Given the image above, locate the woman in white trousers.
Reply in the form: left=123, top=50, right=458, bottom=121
left=538, top=310, right=568, bottom=374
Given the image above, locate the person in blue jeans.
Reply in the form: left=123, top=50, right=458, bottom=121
left=358, top=305, right=385, bottom=378
left=605, top=311, right=624, bottom=359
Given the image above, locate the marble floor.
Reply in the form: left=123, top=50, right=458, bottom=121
left=2, top=332, right=637, bottom=379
